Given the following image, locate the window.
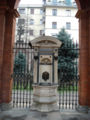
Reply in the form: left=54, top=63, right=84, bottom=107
left=43, top=0, right=46, bottom=3
left=40, top=19, right=43, bottom=24
left=40, top=9, right=43, bottom=14
left=30, top=8, right=34, bottom=14
left=73, top=1, right=77, bottom=6
left=30, top=19, right=34, bottom=25
left=19, top=8, right=25, bottom=14
left=51, top=33, right=57, bottom=37
left=52, top=9, right=57, bottom=16
left=66, top=22, right=71, bottom=29
left=40, top=30, right=44, bottom=35
left=53, top=0, right=57, bottom=3
left=29, top=30, right=34, bottom=35
left=66, top=10, right=71, bottom=16
left=18, top=19, right=25, bottom=25
left=52, top=22, right=57, bottom=29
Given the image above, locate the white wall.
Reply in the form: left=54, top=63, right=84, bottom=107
left=45, top=7, right=79, bottom=42
left=16, top=0, right=79, bottom=42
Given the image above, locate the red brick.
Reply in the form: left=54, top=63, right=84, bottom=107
left=0, top=8, right=6, bottom=104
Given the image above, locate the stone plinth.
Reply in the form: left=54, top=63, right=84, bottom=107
left=31, top=85, right=58, bottom=112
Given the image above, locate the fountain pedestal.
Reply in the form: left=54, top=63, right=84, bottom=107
left=31, top=85, right=58, bottom=112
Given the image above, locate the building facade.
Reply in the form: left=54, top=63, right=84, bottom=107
left=15, top=0, right=78, bottom=43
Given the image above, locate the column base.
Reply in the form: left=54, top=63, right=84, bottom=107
left=0, top=102, right=12, bottom=111
left=76, top=105, right=89, bottom=113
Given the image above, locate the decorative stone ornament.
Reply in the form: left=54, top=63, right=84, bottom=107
left=42, top=71, right=49, bottom=81
left=30, top=36, right=62, bottom=112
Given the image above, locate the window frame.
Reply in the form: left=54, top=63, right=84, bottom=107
left=40, top=30, right=44, bottom=35
left=52, top=9, right=57, bottom=16
left=52, top=22, right=57, bottom=29
left=66, top=22, right=71, bottom=30
left=30, top=8, right=34, bottom=14
left=66, top=10, right=71, bottom=17
left=30, top=19, right=34, bottom=25
left=40, top=19, right=43, bottom=24
left=29, top=30, right=34, bottom=36
left=18, top=19, right=25, bottom=25
left=52, top=0, right=57, bottom=3
left=40, top=9, right=43, bottom=14
left=19, top=8, right=25, bottom=14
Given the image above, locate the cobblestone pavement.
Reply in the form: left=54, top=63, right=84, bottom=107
left=0, top=108, right=90, bottom=120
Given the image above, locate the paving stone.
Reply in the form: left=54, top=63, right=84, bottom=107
left=0, top=109, right=27, bottom=120
left=47, top=111, right=61, bottom=120
left=0, top=109, right=90, bottom=120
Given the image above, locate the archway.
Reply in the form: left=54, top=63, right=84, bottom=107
left=75, top=0, right=90, bottom=108
left=0, top=0, right=90, bottom=111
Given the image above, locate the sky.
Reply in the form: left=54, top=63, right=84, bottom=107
left=19, top=0, right=43, bottom=5
left=19, top=0, right=75, bottom=5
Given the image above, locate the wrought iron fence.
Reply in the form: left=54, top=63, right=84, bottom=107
left=12, top=41, right=79, bottom=109
left=12, top=42, right=34, bottom=108
left=58, top=40, right=79, bottom=109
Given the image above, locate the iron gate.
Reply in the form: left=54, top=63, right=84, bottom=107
left=12, top=41, right=79, bottom=109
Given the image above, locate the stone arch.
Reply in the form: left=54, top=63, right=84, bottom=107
left=0, top=0, right=90, bottom=111
left=75, top=0, right=90, bottom=9
left=75, top=0, right=81, bottom=9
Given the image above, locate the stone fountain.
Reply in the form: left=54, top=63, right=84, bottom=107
left=31, top=36, right=62, bottom=112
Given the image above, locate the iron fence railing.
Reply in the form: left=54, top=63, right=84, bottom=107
left=12, top=41, right=79, bottom=109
